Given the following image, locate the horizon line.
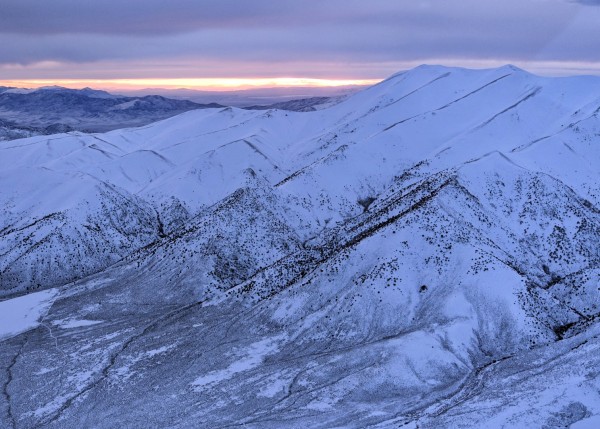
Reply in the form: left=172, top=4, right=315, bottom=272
left=0, top=77, right=382, bottom=92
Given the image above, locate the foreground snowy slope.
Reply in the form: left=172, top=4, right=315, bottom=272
left=1, top=65, right=599, bottom=428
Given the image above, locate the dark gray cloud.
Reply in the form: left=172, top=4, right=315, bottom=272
left=0, top=0, right=274, bottom=35
left=0, top=0, right=599, bottom=79
left=0, top=0, right=398, bottom=35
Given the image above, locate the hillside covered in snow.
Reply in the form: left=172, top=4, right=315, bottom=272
left=1, top=65, right=600, bottom=428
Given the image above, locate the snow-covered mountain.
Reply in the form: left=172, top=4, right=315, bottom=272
left=1, top=65, right=600, bottom=428
left=244, top=96, right=339, bottom=112
left=0, top=86, right=222, bottom=140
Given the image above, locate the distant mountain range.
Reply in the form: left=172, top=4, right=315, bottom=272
left=0, top=85, right=350, bottom=141
left=116, top=85, right=363, bottom=107
left=0, top=86, right=223, bottom=140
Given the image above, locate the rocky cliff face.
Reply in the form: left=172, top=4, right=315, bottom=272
left=1, top=65, right=600, bottom=428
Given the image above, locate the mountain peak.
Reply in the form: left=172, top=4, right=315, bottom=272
left=37, top=85, right=69, bottom=91
left=496, top=63, right=528, bottom=74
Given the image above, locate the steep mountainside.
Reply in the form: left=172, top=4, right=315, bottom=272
left=1, top=65, right=600, bottom=428
left=0, top=86, right=222, bottom=139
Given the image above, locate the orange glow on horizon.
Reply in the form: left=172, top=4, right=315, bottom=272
left=0, top=77, right=380, bottom=91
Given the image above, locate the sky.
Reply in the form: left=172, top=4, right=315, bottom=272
left=1, top=0, right=600, bottom=90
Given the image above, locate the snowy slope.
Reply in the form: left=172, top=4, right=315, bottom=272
left=1, top=65, right=600, bottom=428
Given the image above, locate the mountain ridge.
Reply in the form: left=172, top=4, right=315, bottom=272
left=1, top=65, right=600, bottom=428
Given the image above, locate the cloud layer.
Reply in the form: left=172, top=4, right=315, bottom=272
left=1, top=0, right=599, bottom=80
